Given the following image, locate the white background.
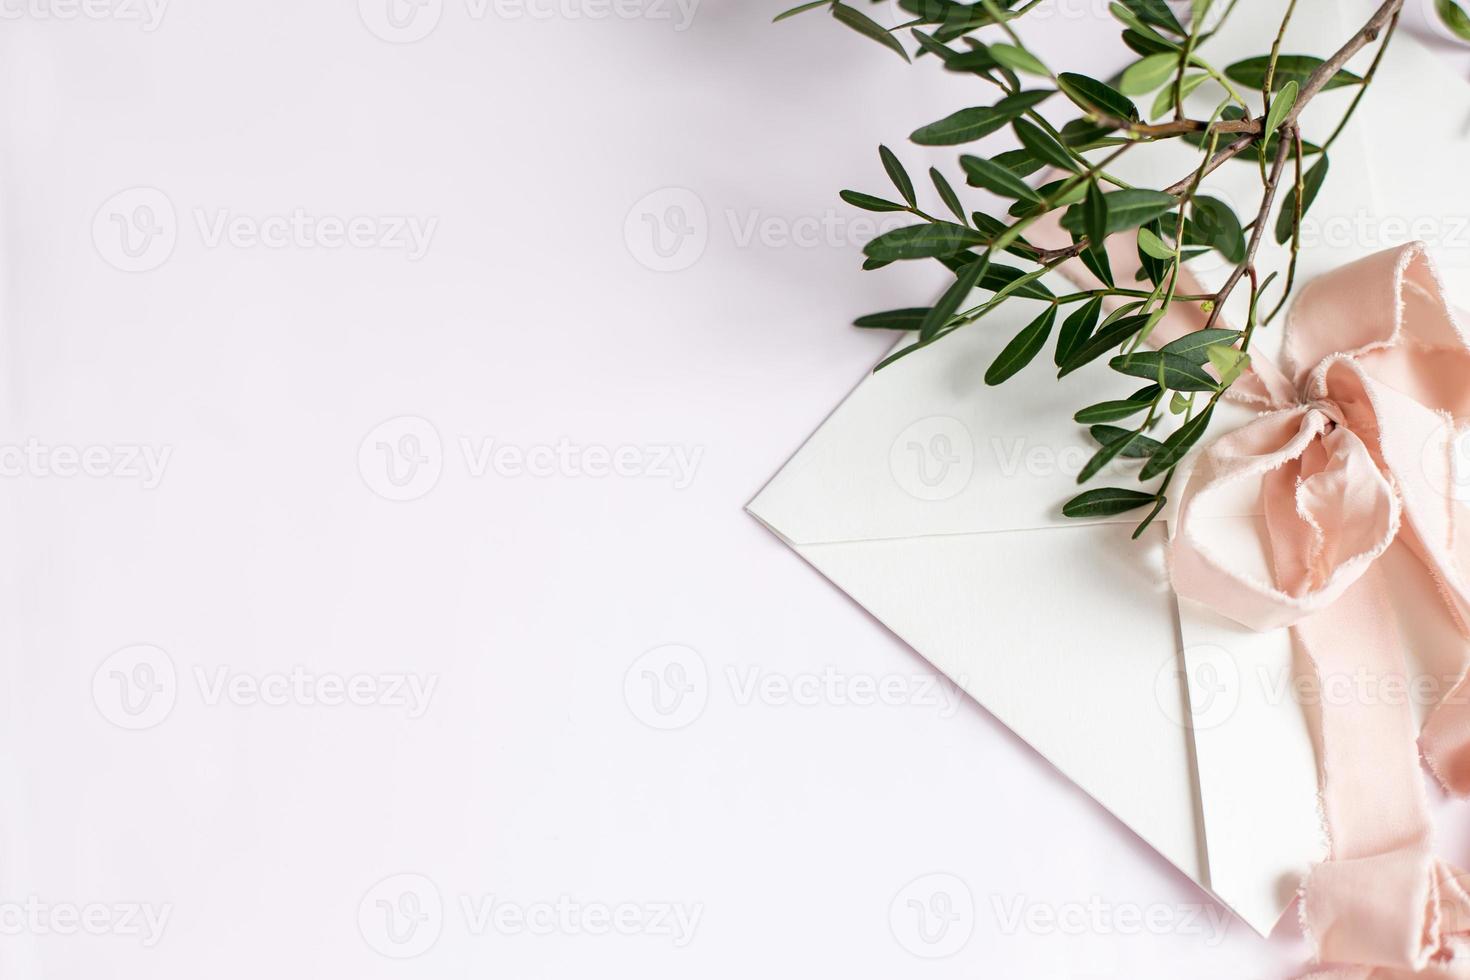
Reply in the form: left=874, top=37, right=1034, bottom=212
left=0, top=1, right=1467, bottom=977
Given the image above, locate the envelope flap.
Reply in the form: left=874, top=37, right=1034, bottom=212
left=749, top=295, right=1156, bottom=547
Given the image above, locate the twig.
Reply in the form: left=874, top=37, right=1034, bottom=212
left=1282, top=0, right=1403, bottom=130
left=1202, top=132, right=1294, bottom=334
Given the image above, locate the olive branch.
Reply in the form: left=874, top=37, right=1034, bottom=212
left=778, top=0, right=1458, bottom=537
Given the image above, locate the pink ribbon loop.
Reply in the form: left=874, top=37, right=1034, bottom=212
left=1168, top=244, right=1470, bottom=977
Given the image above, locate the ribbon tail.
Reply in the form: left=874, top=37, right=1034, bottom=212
left=1293, top=566, right=1470, bottom=975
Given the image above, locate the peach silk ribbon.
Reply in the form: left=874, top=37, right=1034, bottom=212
left=1037, top=227, right=1470, bottom=975
left=1168, top=244, right=1470, bottom=977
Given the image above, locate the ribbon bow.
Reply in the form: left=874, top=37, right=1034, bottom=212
left=1170, top=244, right=1470, bottom=978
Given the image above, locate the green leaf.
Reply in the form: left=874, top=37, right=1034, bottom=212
left=986, top=307, right=1056, bottom=385
left=1275, top=155, right=1329, bottom=244
left=831, top=2, right=911, bottom=61
left=1437, top=0, right=1470, bottom=40
left=1007, top=178, right=1084, bottom=217
left=1077, top=424, right=1145, bottom=483
left=930, top=168, right=967, bottom=223
left=1061, top=188, right=1177, bottom=236
left=1109, top=350, right=1217, bottom=391
left=961, top=155, right=1042, bottom=201
left=1058, top=313, right=1151, bottom=376
left=911, top=107, right=1009, bottom=146
left=1121, top=27, right=1179, bottom=57
left=1191, top=195, right=1245, bottom=263
left=1083, top=180, right=1108, bottom=250
left=864, top=222, right=985, bottom=261
left=978, top=262, right=1055, bottom=301
left=1090, top=424, right=1163, bottom=458
left=1058, top=72, right=1141, bottom=122
left=1264, top=79, right=1298, bottom=136
left=1074, top=396, right=1154, bottom=423
left=992, top=148, right=1046, bottom=178
left=854, top=308, right=929, bottom=330
left=1137, top=226, right=1175, bottom=260
left=1224, top=55, right=1361, bottom=92
left=909, top=90, right=1053, bottom=145
left=1055, top=295, right=1102, bottom=366
left=1206, top=343, right=1250, bottom=386
left=1151, top=72, right=1207, bottom=119
left=970, top=212, right=1035, bottom=258
left=1063, top=487, right=1157, bottom=518
left=773, top=0, right=829, bottom=21
left=910, top=28, right=965, bottom=64
left=1136, top=221, right=1172, bottom=287
left=1080, top=241, right=1114, bottom=287
left=840, top=190, right=908, bottom=213
left=1109, top=3, right=1177, bottom=45
left=1059, top=118, right=1123, bottom=149
left=920, top=256, right=990, bottom=341
left=1160, top=328, right=1241, bottom=363
left=1119, top=52, right=1180, bottom=95
left=1011, top=118, right=1077, bottom=172
left=1140, top=405, right=1215, bottom=479
left=1116, top=0, right=1185, bottom=36
left=988, top=42, right=1049, bottom=76
left=879, top=145, right=916, bottom=208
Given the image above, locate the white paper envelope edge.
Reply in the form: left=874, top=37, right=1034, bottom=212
left=749, top=305, right=1263, bottom=928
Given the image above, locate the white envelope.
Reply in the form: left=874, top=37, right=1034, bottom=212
left=749, top=1, right=1470, bottom=936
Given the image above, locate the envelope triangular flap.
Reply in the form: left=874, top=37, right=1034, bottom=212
left=789, top=521, right=1207, bottom=883
left=748, top=297, right=1156, bottom=548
